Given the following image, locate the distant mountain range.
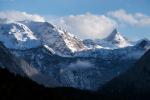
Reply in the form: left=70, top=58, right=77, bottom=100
left=0, top=18, right=150, bottom=92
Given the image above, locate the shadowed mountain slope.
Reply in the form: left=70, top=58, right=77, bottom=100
left=100, top=49, right=150, bottom=100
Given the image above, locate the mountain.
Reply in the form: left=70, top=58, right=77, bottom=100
left=82, top=29, right=133, bottom=49
left=0, top=21, right=40, bottom=49
left=11, top=40, right=148, bottom=90
left=0, top=19, right=150, bottom=91
left=2, top=47, right=150, bottom=100
left=95, top=29, right=132, bottom=49
left=0, top=38, right=139, bottom=91
left=20, top=21, right=87, bottom=56
left=75, top=38, right=150, bottom=59
left=0, top=19, right=86, bottom=56
left=2, top=48, right=150, bottom=100
left=99, top=49, right=150, bottom=99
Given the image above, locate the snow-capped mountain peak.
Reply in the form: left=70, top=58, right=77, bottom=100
left=0, top=19, right=87, bottom=56
left=20, top=20, right=87, bottom=56
left=9, top=22, right=37, bottom=41
left=103, top=29, right=131, bottom=47
left=95, top=29, right=132, bottom=49
left=0, top=21, right=41, bottom=49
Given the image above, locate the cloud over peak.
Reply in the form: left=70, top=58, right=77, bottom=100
left=0, top=11, right=117, bottom=39
left=52, top=13, right=117, bottom=39
left=1, top=10, right=149, bottom=40
left=0, top=11, right=45, bottom=22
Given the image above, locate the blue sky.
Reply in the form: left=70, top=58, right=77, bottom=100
left=0, top=0, right=150, bottom=16
left=0, top=0, right=150, bottom=40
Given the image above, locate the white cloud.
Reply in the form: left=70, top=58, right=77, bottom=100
left=49, top=13, right=117, bottom=39
left=0, top=11, right=45, bottom=22
left=68, top=60, right=94, bottom=69
left=107, top=9, right=150, bottom=27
